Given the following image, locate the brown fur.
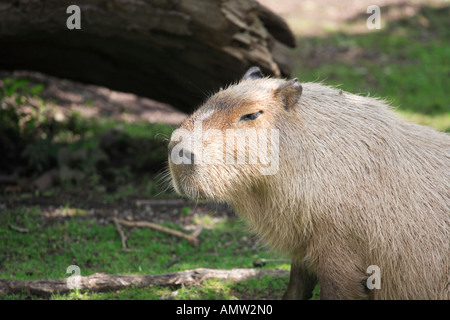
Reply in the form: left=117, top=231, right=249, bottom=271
left=168, top=69, right=450, bottom=300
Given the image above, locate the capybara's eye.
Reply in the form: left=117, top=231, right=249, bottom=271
left=240, top=110, right=263, bottom=121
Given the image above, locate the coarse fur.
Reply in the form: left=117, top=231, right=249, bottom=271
left=168, top=70, right=450, bottom=300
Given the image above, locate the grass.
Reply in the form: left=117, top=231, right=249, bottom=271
left=49, top=275, right=291, bottom=300
left=0, top=206, right=291, bottom=300
left=290, top=4, right=450, bottom=132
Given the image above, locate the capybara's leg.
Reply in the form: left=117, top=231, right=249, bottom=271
left=318, top=267, right=369, bottom=300
left=282, top=259, right=318, bottom=300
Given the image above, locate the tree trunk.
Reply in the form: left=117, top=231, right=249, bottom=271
left=0, top=0, right=296, bottom=113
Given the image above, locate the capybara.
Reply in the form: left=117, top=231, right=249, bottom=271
left=168, top=67, right=449, bottom=299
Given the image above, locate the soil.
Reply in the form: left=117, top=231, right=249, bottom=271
left=0, top=70, right=187, bottom=126
left=3, top=189, right=236, bottom=236
left=258, top=0, right=444, bottom=36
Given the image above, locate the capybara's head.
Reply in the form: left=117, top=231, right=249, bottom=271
left=168, top=67, right=302, bottom=203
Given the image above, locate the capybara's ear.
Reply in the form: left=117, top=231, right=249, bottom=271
left=274, top=78, right=303, bottom=110
left=241, top=66, right=264, bottom=81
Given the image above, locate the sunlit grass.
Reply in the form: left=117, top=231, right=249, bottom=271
left=290, top=5, right=450, bottom=132
left=0, top=207, right=290, bottom=300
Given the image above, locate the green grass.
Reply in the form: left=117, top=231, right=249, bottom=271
left=0, top=206, right=291, bottom=300
left=49, top=275, right=291, bottom=300
left=291, top=5, right=450, bottom=132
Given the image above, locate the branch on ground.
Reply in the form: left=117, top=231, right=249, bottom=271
left=0, top=268, right=289, bottom=298
left=113, top=217, right=204, bottom=247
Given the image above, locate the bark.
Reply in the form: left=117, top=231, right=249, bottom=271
left=0, top=268, right=289, bottom=297
left=0, top=0, right=296, bottom=113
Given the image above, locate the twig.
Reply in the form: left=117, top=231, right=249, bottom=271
left=114, top=218, right=203, bottom=247
left=112, top=218, right=127, bottom=250
left=9, top=224, right=29, bottom=234
left=191, top=224, right=204, bottom=238
left=112, top=218, right=142, bottom=252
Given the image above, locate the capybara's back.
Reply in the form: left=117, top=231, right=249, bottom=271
left=290, top=82, right=449, bottom=299
left=168, top=68, right=450, bottom=299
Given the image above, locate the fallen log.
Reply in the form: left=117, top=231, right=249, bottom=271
left=0, top=268, right=289, bottom=298
left=0, top=0, right=296, bottom=113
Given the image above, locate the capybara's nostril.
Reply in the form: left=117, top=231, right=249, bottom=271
left=181, top=148, right=195, bottom=164
left=168, top=141, right=195, bottom=165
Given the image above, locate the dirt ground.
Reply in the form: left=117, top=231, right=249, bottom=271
left=0, top=70, right=187, bottom=126
left=258, top=0, right=444, bottom=36
left=9, top=192, right=235, bottom=236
